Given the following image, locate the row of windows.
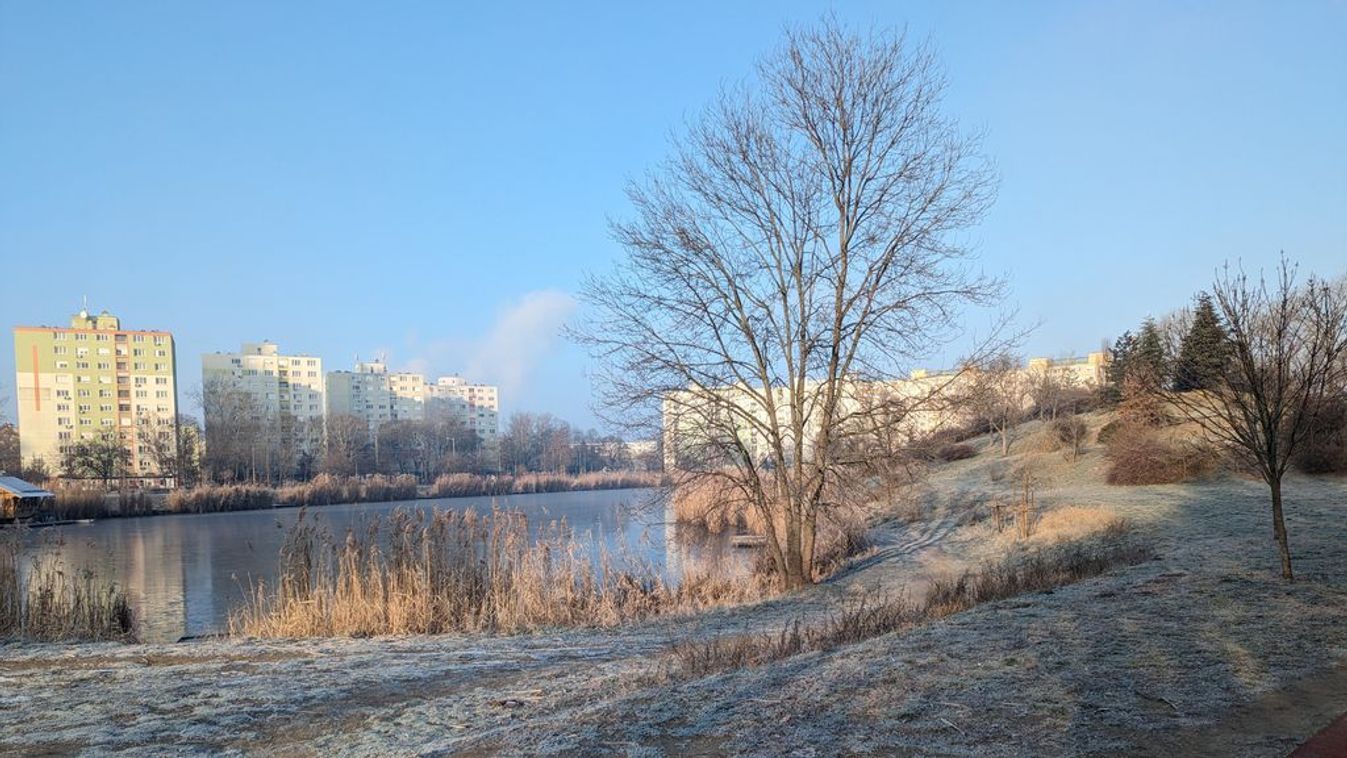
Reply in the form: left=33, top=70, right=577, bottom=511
left=52, top=332, right=166, bottom=344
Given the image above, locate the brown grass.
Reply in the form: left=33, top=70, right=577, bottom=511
left=0, top=531, right=135, bottom=642
left=229, top=507, right=769, bottom=638
left=667, top=527, right=1152, bottom=678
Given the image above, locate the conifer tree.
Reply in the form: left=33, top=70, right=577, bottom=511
left=1133, top=317, right=1168, bottom=385
left=1101, top=331, right=1136, bottom=405
left=1173, top=292, right=1230, bottom=391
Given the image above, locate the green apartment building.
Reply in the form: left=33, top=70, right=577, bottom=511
left=12, top=308, right=179, bottom=485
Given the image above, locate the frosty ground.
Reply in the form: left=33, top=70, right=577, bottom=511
left=3, top=438, right=1347, bottom=756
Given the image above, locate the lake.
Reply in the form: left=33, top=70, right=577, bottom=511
left=23, top=488, right=745, bottom=643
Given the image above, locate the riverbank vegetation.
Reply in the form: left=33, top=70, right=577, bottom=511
left=668, top=525, right=1152, bottom=679
left=164, top=474, right=420, bottom=514
left=229, top=506, right=766, bottom=638
left=429, top=470, right=664, bottom=498
left=162, top=471, right=663, bottom=515
left=0, top=532, right=136, bottom=642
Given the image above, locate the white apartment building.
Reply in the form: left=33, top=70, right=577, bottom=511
left=427, top=376, right=499, bottom=446
left=201, top=342, right=325, bottom=452
left=663, top=352, right=1109, bottom=470
left=326, top=361, right=500, bottom=445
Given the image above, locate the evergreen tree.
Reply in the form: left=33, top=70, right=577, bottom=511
left=1133, top=317, right=1168, bottom=386
left=1101, top=331, right=1137, bottom=405
left=1172, top=292, right=1230, bottom=391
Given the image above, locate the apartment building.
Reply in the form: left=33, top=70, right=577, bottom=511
left=12, top=308, right=179, bottom=483
left=325, top=360, right=427, bottom=434
left=326, top=361, right=500, bottom=445
left=427, top=376, right=499, bottom=445
left=663, top=351, right=1110, bottom=470
left=201, top=341, right=325, bottom=454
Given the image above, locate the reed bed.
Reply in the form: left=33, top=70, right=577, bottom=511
left=165, top=474, right=420, bottom=514
left=229, top=506, right=767, bottom=638
left=428, top=471, right=664, bottom=498
left=669, top=478, right=767, bottom=534
left=166, top=472, right=660, bottom=516
left=0, top=532, right=135, bottom=642
left=40, top=488, right=155, bottom=521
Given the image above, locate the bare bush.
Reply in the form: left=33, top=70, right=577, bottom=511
left=1104, top=424, right=1218, bottom=485
left=1052, top=416, right=1089, bottom=460
left=936, top=443, right=978, bottom=462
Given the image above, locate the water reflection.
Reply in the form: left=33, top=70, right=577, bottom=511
left=25, top=489, right=746, bottom=642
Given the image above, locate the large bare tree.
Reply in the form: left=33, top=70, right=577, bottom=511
left=576, top=21, right=1003, bottom=588
left=1169, top=259, right=1347, bottom=580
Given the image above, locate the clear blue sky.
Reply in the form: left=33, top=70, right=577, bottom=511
left=2, top=1, right=1344, bottom=429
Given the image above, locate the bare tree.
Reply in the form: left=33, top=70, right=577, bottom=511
left=60, top=430, right=131, bottom=488
left=198, top=377, right=266, bottom=482
left=576, top=21, right=1003, bottom=588
left=964, top=354, right=1030, bottom=457
left=1169, top=259, right=1347, bottom=580
left=322, top=414, right=370, bottom=476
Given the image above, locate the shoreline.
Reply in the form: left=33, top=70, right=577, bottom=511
left=18, top=473, right=666, bottom=526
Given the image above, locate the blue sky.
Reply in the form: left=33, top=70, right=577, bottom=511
left=2, top=1, right=1344, bottom=429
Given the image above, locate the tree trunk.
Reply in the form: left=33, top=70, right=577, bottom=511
left=1270, top=476, right=1294, bottom=581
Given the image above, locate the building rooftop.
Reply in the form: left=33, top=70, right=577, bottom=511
left=0, top=476, right=55, bottom=499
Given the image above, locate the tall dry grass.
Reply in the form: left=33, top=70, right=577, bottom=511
left=429, top=471, right=664, bottom=498
left=0, top=532, right=135, bottom=642
left=40, top=487, right=155, bottom=521
left=165, top=474, right=421, bottom=514
left=669, top=478, right=766, bottom=534
left=229, top=506, right=767, bottom=638
left=671, top=478, right=871, bottom=580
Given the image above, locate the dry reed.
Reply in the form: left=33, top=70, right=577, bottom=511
left=429, top=471, right=664, bottom=498
left=229, top=506, right=768, bottom=638
left=0, top=531, right=135, bottom=642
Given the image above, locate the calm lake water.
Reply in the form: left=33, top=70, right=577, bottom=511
left=24, top=488, right=744, bottom=643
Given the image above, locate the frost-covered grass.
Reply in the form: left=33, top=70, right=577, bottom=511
left=668, top=523, right=1151, bottom=678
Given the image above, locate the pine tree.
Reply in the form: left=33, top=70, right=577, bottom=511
left=1172, top=292, right=1230, bottom=392
left=1101, top=331, right=1137, bottom=405
left=1133, top=317, right=1168, bottom=385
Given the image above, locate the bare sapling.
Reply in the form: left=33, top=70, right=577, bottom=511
left=1168, top=258, right=1347, bottom=580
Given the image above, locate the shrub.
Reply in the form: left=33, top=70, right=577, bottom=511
left=1293, top=395, right=1347, bottom=475
left=1096, top=419, right=1123, bottom=445
left=1052, top=417, right=1089, bottom=459
left=1104, top=424, right=1217, bottom=485
left=935, top=443, right=977, bottom=462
